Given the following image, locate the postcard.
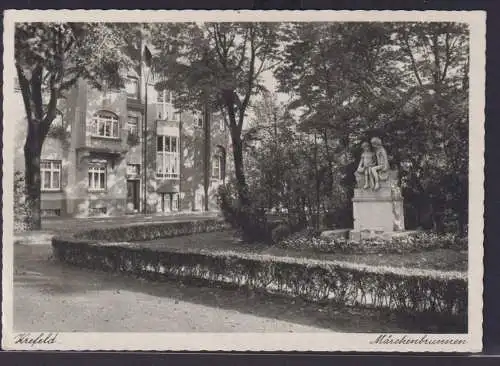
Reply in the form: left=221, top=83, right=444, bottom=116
left=2, top=9, right=485, bottom=352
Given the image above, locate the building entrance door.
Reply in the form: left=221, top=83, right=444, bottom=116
left=127, top=180, right=140, bottom=212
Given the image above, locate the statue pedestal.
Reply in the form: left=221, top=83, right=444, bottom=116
left=350, top=170, right=405, bottom=241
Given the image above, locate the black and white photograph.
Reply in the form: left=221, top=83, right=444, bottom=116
left=2, top=10, right=485, bottom=352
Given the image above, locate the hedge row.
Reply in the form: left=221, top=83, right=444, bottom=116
left=277, top=230, right=468, bottom=254
left=52, top=237, right=467, bottom=317
left=74, top=219, right=229, bottom=242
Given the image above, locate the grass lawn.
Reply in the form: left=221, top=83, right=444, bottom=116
left=137, top=230, right=467, bottom=273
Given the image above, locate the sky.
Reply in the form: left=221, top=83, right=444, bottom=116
left=261, top=69, right=290, bottom=104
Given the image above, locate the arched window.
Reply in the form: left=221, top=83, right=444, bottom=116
left=90, top=111, right=120, bottom=138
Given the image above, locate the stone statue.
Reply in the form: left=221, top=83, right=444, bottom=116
left=355, top=137, right=390, bottom=191
left=356, top=141, right=376, bottom=189
left=351, top=137, right=405, bottom=238
left=370, top=137, right=389, bottom=190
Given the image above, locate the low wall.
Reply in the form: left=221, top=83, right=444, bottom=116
left=52, top=221, right=467, bottom=320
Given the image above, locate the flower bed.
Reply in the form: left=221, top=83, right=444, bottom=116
left=277, top=230, right=468, bottom=254
left=52, top=236, right=467, bottom=319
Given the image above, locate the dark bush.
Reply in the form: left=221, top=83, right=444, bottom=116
left=127, top=133, right=140, bottom=146
left=322, top=206, right=353, bottom=229
left=216, top=184, right=271, bottom=243
left=286, top=211, right=308, bottom=232
left=271, top=223, right=291, bottom=244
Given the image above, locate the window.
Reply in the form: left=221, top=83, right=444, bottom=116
left=41, top=209, right=61, bottom=217
left=90, top=111, right=120, bottom=138
left=161, top=193, right=179, bottom=212
left=193, top=112, right=204, bottom=128
left=127, top=115, right=139, bottom=136
left=41, top=160, right=61, bottom=191
left=219, top=118, right=225, bottom=131
left=212, top=155, right=222, bottom=180
left=156, top=89, right=179, bottom=121
left=89, top=206, right=107, bottom=216
left=156, top=135, right=179, bottom=179
left=88, top=164, right=107, bottom=191
left=126, top=164, right=140, bottom=177
left=125, top=77, right=139, bottom=99
left=172, top=193, right=179, bottom=211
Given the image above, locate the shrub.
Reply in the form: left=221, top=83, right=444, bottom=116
left=52, top=237, right=467, bottom=320
left=322, top=207, right=353, bottom=229
left=271, top=223, right=291, bottom=244
left=127, top=133, right=140, bottom=146
left=277, top=230, right=468, bottom=254
left=216, top=184, right=271, bottom=243
left=14, top=171, right=31, bottom=233
left=47, top=124, right=70, bottom=141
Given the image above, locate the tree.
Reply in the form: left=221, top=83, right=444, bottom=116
left=150, top=22, right=280, bottom=205
left=391, top=23, right=469, bottom=233
left=15, top=23, right=135, bottom=229
left=245, top=93, right=338, bottom=229
left=276, top=22, right=469, bottom=233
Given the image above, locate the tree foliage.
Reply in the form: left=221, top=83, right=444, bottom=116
left=245, top=92, right=352, bottom=230
left=150, top=22, right=281, bottom=204
left=273, top=22, right=469, bottom=234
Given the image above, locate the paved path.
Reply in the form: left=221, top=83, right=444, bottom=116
left=13, top=243, right=413, bottom=333
left=13, top=244, right=330, bottom=332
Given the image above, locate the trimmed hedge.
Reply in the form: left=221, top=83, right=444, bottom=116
left=278, top=230, right=468, bottom=254
left=52, top=237, right=467, bottom=318
left=73, top=219, right=229, bottom=242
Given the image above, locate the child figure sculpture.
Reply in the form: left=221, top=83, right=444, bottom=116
left=370, top=137, right=390, bottom=191
left=356, top=142, right=376, bottom=189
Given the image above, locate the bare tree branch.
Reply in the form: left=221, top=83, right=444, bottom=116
left=16, top=63, right=33, bottom=122
left=441, top=31, right=451, bottom=84
left=31, top=65, right=44, bottom=121
left=239, top=25, right=257, bottom=126
left=402, top=29, right=423, bottom=87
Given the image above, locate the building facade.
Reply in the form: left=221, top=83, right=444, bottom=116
left=13, top=69, right=231, bottom=218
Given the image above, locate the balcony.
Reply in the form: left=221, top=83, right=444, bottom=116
left=126, top=97, right=144, bottom=112
left=77, top=142, right=128, bottom=166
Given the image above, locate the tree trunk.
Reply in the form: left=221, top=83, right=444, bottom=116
left=457, top=202, right=467, bottom=237
left=230, top=131, right=249, bottom=206
left=313, top=133, right=320, bottom=230
left=322, top=129, right=334, bottom=207
left=203, top=102, right=211, bottom=211
left=24, top=121, right=44, bottom=230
